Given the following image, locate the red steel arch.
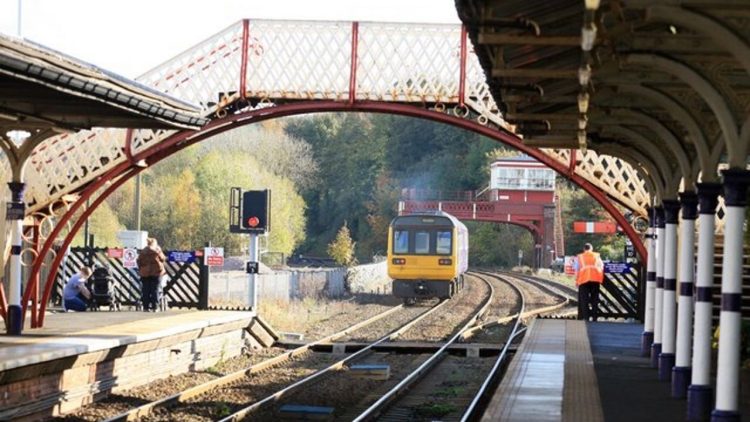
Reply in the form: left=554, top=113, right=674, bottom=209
left=25, top=101, right=646, bottom=327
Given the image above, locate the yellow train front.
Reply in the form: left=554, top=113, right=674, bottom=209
left=387, top=212, right=469, bottom=301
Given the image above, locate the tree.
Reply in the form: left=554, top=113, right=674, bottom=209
left=71, top=200, right=125, bottom=247
left=558, top=181, right=625, bottom=260
left=327, top=223, right=356, bottom=266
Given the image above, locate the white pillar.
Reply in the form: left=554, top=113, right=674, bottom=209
left=712, top=169, right=749, bottom=421
left=673, top=192, right=697, bottom=397
left=248, top=234, right=259, bottom=310
left=652, top=205, right=665, bottom=368
left=688, top=183, right=721, bottom=421
left=642, top=207, right=657, bottom=356
left=659, top=200, right=680, bottom=381
left=5, top=182, right=25, bottom=335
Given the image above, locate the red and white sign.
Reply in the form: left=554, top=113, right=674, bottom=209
left=123, top=248, right=138, bottom=269
left=204, top=247, right=224, bottom=267
left=107, top=248, right=124, bottom=258
left=573, top=221, right=618, bottom=234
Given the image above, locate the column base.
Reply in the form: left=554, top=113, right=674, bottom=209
left=651, top=343, right=661, bottom=368
left=711, top=409, right=740, bottom=422
left=672, top=366, right=691, bottom=398
left=658, top=353, right=675, bottom=381
left=641, top=331, right=654, bottom=357
left=687, top=384, right=712, bottom=421
left=5, top=304, right=22, bottom=335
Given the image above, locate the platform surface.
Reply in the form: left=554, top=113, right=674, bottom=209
left=0, top=309, right=255, bottom=372
left=483, top=319, right=749, bottom=421
left=482, top=319, right=603, bottom=422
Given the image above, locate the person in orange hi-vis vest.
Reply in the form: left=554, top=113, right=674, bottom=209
left=575, top=243, right=605, bottom=321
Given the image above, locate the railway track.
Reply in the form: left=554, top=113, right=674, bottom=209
left=219, top=273, right=494, bottom=421
left=347, top=271, right=506, bottom=422
left=102, top=302, right=432, bottom=421
left=99, top=271, right=568, bottom=421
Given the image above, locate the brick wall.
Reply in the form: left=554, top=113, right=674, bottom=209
left=0, top=320, right=263, bottom=420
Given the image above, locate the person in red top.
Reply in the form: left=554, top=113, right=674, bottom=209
left=575, top=243, right=604, bottom=321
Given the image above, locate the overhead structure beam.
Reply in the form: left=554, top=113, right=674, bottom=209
left=506, top=112, right=579, bottom=121
left=599, top=126, right=675, bottom=195
left=492, top=68, right=579, bottom=79
left=623, top=54, right=741, bottom=166
left=478, top=33, right=581, bottom=46
left=614, top=84, right=714, bottom=182
left=613, top=109, right=694, bottom=189
left=646, top=6, right=750, bottom=77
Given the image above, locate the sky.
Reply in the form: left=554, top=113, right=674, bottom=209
left=0, top=0, right=461, bottom=78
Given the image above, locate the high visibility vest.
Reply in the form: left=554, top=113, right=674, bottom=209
left=576, top=251, right=604, bottom=286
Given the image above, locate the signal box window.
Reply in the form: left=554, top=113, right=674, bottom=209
left=436, top=231, right=452, bottom=254
left=415, top=231, right=430, bottom=254
left=394, top=230, right=409, bottom=254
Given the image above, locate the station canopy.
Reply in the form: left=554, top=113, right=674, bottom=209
left=0, top=34, right=207, bottom=138
left=455, top=0, right=750, bottom=188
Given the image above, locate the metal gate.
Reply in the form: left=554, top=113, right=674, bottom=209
left=598, top=264, right=641, bottom=320
left=52, top=247, right=207, bottom=309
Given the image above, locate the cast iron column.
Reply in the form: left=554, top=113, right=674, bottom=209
left=5, top=182, right=25, bottom=335
left=687, top=183, right=721, bottom=421
left=711, top=169, right=750, bottom=422
left=673, top=192, right=698, bottom=397
left=642, top=206, right=656, bottom=356
left=651, top=205, right=665, bottom=368
left=659, top=199, right=680, bottom=381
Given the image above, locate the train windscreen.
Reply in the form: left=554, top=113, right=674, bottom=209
left=391, top=227, right=453, bottom=255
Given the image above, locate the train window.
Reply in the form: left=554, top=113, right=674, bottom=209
left=414, top=231, right=430, bottom=254
left=393, top=230, right=409, bottom=254
left=436, top=231, right=452, bottom=254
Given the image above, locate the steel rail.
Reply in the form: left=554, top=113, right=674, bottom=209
left=351, top=272, right=495, bottom=422
left=218, top=295, right=454, bottom=422
left=461, top=271, right=573, bottom=340
left=507, top=271, right=578, bottom=299
left=103, top=303, right=407, bottom=422
left=459, top=272, right=528, bottom=422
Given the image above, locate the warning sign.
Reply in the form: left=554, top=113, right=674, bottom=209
left=204, top=247, right=224, bottom=267
left=123, top=248, right=138, bottom=269
left=564, top=256, right=576, bottom=275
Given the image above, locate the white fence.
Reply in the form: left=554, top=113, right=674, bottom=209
left=346, top=261, right=390, bottom=294
left=208, top=267, right=346, bottom=307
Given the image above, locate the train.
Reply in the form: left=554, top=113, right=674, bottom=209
left=387, top=211, right=469, bottom=302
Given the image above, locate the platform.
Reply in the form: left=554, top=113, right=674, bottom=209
left=0, top=309, right=267, bottom=420
left=483, top=319, right=749, bottom=421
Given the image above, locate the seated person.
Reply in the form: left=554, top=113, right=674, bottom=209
left=63, top=267, right=92, bottom=312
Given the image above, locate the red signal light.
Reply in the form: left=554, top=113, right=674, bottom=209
left=247, top=216, right=260, bottom=227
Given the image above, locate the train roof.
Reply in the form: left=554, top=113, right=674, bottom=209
left=391, top=211, right=467, bottom=230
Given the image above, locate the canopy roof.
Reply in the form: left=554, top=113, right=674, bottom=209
left=456, top=0, right=750, bottom=190
left=0, top=34, right=208, bottom=136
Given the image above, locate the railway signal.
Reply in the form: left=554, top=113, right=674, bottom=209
left=229, top=187, right=272, bottom=311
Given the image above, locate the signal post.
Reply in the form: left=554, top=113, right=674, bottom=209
left=230, top=188, right=271, bottom=311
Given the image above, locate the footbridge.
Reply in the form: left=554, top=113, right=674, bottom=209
left=0, top=19, right=652, bottom=330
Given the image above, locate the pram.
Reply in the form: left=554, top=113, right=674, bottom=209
left=87, top=266, right=121, bottom=311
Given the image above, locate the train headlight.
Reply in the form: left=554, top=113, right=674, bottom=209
left=438, top=258, right=452, bottom=265
left=392, top=258, right=406, bottom=265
